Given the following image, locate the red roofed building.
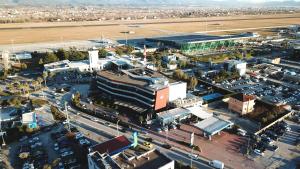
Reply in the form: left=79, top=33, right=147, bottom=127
left=89, top=135, right=133, bottom=156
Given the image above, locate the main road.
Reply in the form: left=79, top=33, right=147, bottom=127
left=37, top=85, right=214, bottom=169
left=67, top=108, right=214, bottom=169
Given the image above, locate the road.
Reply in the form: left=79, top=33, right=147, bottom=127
left=67, top=108, right=214, bottom=169
left=37, top=85, right=214, bottom=169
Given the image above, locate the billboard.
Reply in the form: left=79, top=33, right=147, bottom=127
left=154, top=87, right=169, bottom=110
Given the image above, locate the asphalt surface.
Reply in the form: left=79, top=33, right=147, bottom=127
left=39, top=84, right=215, bottom=169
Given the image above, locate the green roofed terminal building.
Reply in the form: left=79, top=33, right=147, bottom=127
left=145, top=32, right=259, bottom=54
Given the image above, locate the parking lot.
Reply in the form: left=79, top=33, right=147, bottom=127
left=156, top=122, right=265, bottom=169
left=252, top=120, right=300, bottom=169
left=218, top=76, right=300, bottom=105
left=6, top=123, right=95, bottom=169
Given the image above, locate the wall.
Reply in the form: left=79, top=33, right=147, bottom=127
left=228, top=97, right=255, bottom=115
left=155, top=87, right=169, bottom=110
left=168, top=82, right=187, bottom=102
left=158, top=160, right=175, bottom=169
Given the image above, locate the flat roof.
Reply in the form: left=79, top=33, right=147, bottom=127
left=114, top=150, right=172, bottom=169
left=186, top=106, right=213, bottom=119
left=97, top=68, right=172, bottom=90
left=231, top=93, right=255, bottom=102
left=194, top=116, right=233, bottom=135
left=90, top=135, right=132, bottom=156
left=202, top=93, right=223, bottom=101
left=90, top=152, right=121, bottom=169
left=157, top=107, right=190, bottom=120
left=147, top=33, right=256, bottom=45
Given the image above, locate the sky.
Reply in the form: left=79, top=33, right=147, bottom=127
left=237, top=0, right=300, bottom=2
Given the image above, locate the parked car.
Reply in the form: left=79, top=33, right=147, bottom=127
left=254, top=149, right=264, bottom=156
left=162, top=144, right=172, bottom=149
left=142, top=142, right=153, bottom=149
left=269, top=145, right=279, bottom=152
left=209, top=160, right=224, bottom=169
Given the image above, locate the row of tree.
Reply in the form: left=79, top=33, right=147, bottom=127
left=173, top=69, right=198, bottom=89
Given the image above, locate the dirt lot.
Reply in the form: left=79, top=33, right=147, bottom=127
left=0, top=13, right=299, bottom=45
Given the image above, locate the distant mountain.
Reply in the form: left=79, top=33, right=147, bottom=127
left=1, top=0, right=300, bottom=7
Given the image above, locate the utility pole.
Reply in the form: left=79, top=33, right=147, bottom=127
left=65, top=102, right=71, bottom=131
left=190, top=146, right=194, bottom=168
left=0, top=116, right=6, bottom=147
left=116, top=120, right=120, bottom=136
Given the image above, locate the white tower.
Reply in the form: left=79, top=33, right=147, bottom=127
left=88, top=48, right=99, bottom=72
left=1, top=51, right=10, bottom=71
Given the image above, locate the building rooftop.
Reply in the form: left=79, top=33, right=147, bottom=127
left=146, top=32, right=257, bottom=45
left=231, top=93, right=255, bottom=102
left=90, top=152, right=121, bottom=169
left=90, top=135, right=132, bottom=156
left=157, top=107, right=190, bottom=120
left=194, top=116, right=233, bottom=135
left=97, top=68, right=171, bottom=90
left=113, top=149, right=173, bottom=169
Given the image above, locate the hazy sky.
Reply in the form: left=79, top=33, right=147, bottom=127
left=237, top=0, right=300, bottom=2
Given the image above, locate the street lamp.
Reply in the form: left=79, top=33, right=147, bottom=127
left=190, top=146, right=194, bottom=168
left=116, top=120, right=120, bottom=136
left=0, top=117, right=6, bottom=147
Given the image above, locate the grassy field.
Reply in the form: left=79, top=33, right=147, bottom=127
left=0, top=13, right=299, bottom=45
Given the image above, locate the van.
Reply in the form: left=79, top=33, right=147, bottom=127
left=209, top=160, right=224, bottom=169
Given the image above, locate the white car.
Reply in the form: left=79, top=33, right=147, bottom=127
left=254, top=149, right=264, bottom=156
left=91, top=118, right=99, bottom=122
left=189, top=154, right=199, bottom=159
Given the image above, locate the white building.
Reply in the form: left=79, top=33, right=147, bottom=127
left=168, top=82, right=187, bottom=102
left=224, top=60, right=247, bottom=76
left=44, top=49, right=111, bottom=73
left=88, top=49, right=99, bottom=71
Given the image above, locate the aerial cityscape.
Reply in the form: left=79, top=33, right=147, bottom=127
left=0, top=1, right=300, bottom=169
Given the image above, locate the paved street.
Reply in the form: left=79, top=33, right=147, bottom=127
left=67, top=108, right=214, bottom=169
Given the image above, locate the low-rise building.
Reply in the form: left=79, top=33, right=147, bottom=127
left=224, top=60, right=247, bottom=76
left=88, top=135, right=174, bottom=169
left=169, top=93, right=202, bottom=108
left=228, top=93, right=256, bottom=115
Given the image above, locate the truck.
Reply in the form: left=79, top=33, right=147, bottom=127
left=209, top=160, right=224, bottom=169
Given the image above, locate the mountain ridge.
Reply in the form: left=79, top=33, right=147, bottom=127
left=1, top=0, right=300, bottom=7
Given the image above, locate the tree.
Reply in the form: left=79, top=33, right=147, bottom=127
left=56, top=48, right=69, bottom=60
left=38, top=58, right=44, bottom=65
left=31, top=80, right=38, bottom=91
left=189, top=77, right=198, bottom=90
left=98, top=48, right=108, bottom=58
left=178, top=60, right=187, bottom=68
left=42, top=71, right=48, bottom=87
left=115, top=48, right=124, bottom=56
left=37, top=77, right=43, bottom=87
left=20, top=63, right=27, bottom=70
left=139, top=115, right=144, bottom=125
left=43, top=52, right=59, bottom=64
left=49, top=71, right=56, bottom=79
left=69, top=47, right=86, bottom=61
left=125, top=45, right=134, bottom=54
